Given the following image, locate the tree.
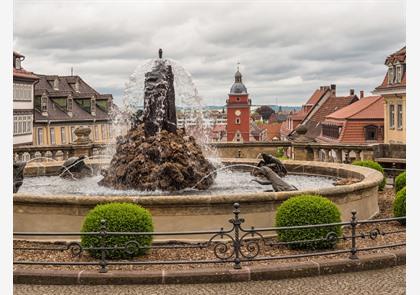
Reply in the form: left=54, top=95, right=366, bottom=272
left=255, top=105, right=275, bottom=121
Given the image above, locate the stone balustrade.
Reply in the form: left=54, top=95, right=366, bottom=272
left=13, top=141, right=403, bottom=165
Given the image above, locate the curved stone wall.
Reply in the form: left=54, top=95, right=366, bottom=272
left=14, top=160, right=382, bottom=241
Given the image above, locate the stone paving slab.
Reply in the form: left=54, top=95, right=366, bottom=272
left=13, top=265, right=406, bottom=295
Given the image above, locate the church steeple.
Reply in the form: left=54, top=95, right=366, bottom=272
left=230, top=63, right=247, bottom=94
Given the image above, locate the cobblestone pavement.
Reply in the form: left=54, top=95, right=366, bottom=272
left=14, top=266, right=405, bottom=295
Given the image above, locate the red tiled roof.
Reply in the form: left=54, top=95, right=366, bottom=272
left=13, top=68, right=39, bottom=80
left=325, top=96, right=384, bottom=120
left=306, top=88, right=327, bottom=106
left=260, top=122, right=282, bottom=140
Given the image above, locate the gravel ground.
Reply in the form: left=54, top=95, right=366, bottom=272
left=13, top=188, right=405, bottom=272
left=13, top=265, right=406, bottom=295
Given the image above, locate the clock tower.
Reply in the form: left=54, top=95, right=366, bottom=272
left=226, top=67, right=251, bottom=142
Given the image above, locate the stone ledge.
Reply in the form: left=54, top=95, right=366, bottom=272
left=13, top=249, right=405, bottom=285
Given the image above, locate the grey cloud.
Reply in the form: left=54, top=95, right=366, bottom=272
left=14, top=1, right=405, bottom=107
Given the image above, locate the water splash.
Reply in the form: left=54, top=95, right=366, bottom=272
left=120, top=57, right=220, bottom=160
left=191, top=164, right=263, bottom=189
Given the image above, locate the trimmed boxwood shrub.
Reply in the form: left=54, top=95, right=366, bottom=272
left=352, top=160, right=386, bottom=191
left=275, top=195, right=342, bottom=250
left=393, top=187, right=406, bottom=225
left=81, top=203, right=153, bottom=259
left=395, top=171, right=406, bottom=193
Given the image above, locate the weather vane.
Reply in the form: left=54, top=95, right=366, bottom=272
left=159, top=48, right=163, bottom=59
left=237, top=61, right=240, bottom=71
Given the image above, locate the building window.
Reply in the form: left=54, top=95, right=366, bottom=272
left=94, top=125, right=99, bottom=140
left=37, top=128, right=44, bottom=145
left=396, top=65, right=402, bottom=83
left=41, top=96, right=48, bottom=112
left=61, top=127, right=66, bottom=144
left=13, top=83, right=32, bottom=101
left=388, top=66, right=395, bottom=84
left=101, top=125, right=106, bottom=140
left=50, top=128, right=55, bottom=145
left=235, top=117, right=240, bottom=124
left=322, top=124, right=340, bottom=139
left=397, top=104, right=403, bottom=129
left=389, top=104, right=395, bottom=129
left=71, top=127, right=75, bottom=142
left=365, top=125, right=378, bottom=141
left=236, top=97, right=240, bottom=101
left=13, top=115, right=32, bottom=135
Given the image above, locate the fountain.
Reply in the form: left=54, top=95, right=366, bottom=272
left=13, top=50, right=384, bottom=238
left=98, top=50, right=216, bottom=191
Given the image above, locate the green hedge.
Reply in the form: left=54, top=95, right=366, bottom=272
left=81, top=203, right=154, bottom=259
left=352, top=160, right=386, bottom=191
left=393, top=187, right=406, bottom=225
left=395, top=172, right=406, bottom=193
left=275, top=195, right=342, bottom=250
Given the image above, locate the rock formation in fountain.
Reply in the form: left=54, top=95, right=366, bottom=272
left=13, top=161, right=26, bottom=193
left=98, top=50, right=216, bottom=191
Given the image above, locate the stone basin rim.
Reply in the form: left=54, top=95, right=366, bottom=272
left=14, top=160, right=384, bottom=206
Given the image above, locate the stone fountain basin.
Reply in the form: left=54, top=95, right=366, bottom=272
left=13, top=159, right=382, bottom=241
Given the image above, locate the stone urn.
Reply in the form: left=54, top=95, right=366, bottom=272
left=73, top=126, right=92, bottom=144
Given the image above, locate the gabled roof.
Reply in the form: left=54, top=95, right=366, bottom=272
left=13, top=68, right=39, bottom=80
left=325, top=96, right=384, bottom=120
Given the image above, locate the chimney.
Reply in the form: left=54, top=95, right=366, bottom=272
left=330, top=84, right=336, bottom=96
left=360, top=90, right=364, bottom=98
left=349, top=89, right=355, bottom=96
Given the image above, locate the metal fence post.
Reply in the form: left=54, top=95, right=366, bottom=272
left=99, top=219, right=108, bottom=273
left=232, top=203, right=244, bottom=269
left=350, top=210, right=358, bottom=260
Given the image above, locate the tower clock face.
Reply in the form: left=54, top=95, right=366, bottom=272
left=235, top=110, right=241, bottom=116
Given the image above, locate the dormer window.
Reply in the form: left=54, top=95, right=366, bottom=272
left=67, top=94, right=73, bottom=113
left=396, top=64, right=402, bottom=83
left=41, top=93, right=48, bottom=114
left=53, top=77, right=59, bottom=90
left=91, top=96, right=96, bottom=116
left=388, top=66, right=395, bottom=84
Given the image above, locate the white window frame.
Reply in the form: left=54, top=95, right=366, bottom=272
left=397, top=104, right=403, bottom=130
left=389, top=104, right=395, bottom=129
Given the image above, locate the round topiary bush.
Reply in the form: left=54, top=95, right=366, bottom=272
left=393, top=187, right=406, bottom=225
left=81, top=202, right=154, bottom=259
left=395, top=171, right=406, bottom=193
left=275, top=195, right=342, bottom=250
left=352, top=160, right=386, bottom=191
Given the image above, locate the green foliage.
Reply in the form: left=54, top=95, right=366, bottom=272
left=395, top=172, right=406, bottom=193
left=275, top=147, right=284, bottom=158
left=393, top=187, right=406, bottom=225
left=81, top=203, right=154, bottom=259
left=275, top=195, right=342, bottom=250
left=352, top=160, right=386, bottom=191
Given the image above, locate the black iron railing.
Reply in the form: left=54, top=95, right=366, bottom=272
left=13, top=203, right=406, bottom=273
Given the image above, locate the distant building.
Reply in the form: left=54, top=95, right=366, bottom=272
left=226, top=68, right=251, bottom=142
left=33, top=75, right=114, bottom=145
left=281, top=85, right=358, bottom=141
left=318, top=95, right=384, bottom=144
left=13, top=51, right=38, bottom=146
left=373, top=46, right=406, bottom=144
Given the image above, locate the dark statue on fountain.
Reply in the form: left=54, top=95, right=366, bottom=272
left=99, top=49, right=216, bottom=191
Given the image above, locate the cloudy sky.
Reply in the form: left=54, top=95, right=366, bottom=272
left=14, top=0, right=405, bottom=107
